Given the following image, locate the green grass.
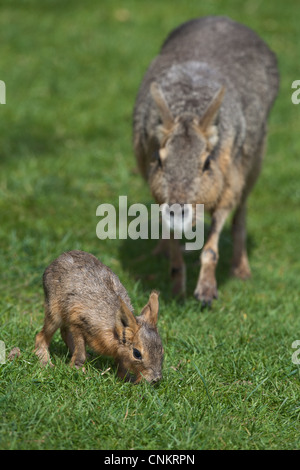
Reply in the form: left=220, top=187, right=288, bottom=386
left=1, top=0, right=300, bottom=450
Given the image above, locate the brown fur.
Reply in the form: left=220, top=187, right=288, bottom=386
left=35, top=250, right=164, bottom=383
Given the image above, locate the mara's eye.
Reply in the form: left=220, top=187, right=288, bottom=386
left=133, top=348, right=142, bottom=360
left=202, top=155, right=211, bottom=172
left=153, top=150, right=162, bottom=168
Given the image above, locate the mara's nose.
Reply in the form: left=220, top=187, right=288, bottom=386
left=151, top=374, right=162, bottom=384
left=161, top=203, right=192, bottom=233
left=164, top=203, right=189, bottom=218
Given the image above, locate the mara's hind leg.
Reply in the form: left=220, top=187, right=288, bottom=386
left=231, top=201, right=251, bottom=279
left=231, top=135, right=266, bottom=279
left=35, top=305, right=60, bottom=367
left=170, top=234, right=186, bottom=297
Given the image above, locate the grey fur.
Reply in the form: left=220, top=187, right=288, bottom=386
left=133, top=16, right=279, bottom=305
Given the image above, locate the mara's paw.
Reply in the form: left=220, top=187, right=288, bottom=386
left=194, top=280, right=218, bottom=308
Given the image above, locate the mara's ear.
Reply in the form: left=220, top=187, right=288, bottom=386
left=150, top=82, right=174, bottom=130
left=115, top=297, right=139, bottom=344
left=199, top=86, right=225, bottom=133
left=137, top=290, right=159, bottom=327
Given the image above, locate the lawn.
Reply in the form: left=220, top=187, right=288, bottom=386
left=1, top=0, right=300, bottom=450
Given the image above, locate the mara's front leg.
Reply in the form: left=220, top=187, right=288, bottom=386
left=194, top=208, right=230, bottom=306
left=169, top=233, right=186, bottom=297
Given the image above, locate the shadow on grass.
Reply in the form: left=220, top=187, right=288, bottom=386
left=118, top=222, right=256, bottom=303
